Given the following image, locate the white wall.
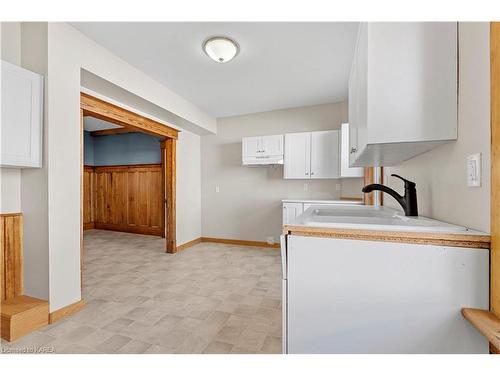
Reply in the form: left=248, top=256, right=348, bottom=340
left=385, top=22, right=491, bottom=232
left=201, top=102, right=363, bottom=243
left=44, top=23, right=213, bottom=312
left=20, top=23, right=49, bottom=300
left=176, top=131, right=202, bottom=245
left=1, top=22, right=22, bottom=214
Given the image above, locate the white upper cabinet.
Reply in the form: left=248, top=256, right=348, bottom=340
left=284, top=132, right=311, bottom=178
left=242, top=134, right=284, bottom=165
left=242, top=136, right=261, bottom=158
left=262, top=135, right=284, bottom=156
left=1, top=60, right=44, bottom=168
left=284, top=130, right=339, bottom=179
left=310, top=130, right=339, bottom=179
left=340, top=124, right=364, bottom=177
left=348, top=22, right=458, bottom=167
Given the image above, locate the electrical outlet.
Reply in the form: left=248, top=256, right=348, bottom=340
left=303, top=183, right=309, bottom=192
left=215, top=185, right=220, bottom=193
left=266, top=236, right=274, bottom=245
left=467, top=153, right=481, bottom=187
left=335, top=183, right=341, bottom=191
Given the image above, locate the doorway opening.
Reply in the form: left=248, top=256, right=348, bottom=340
left=80, top=93, right=179, bottom=259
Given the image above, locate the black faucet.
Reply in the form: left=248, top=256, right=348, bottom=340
left=362, top=174, right=418, bottom=217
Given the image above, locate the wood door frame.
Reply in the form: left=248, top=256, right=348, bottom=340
left=491, top=22, right=500, bottom=318
left=80, top=93, right=180, bottom=258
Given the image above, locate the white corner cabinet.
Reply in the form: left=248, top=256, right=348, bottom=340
left=1, top=60, right=44, bottom=168
left=340, top=124, right=363, bottom=177
left=284, top=130, right=340, bottom=179
left=242, top=134, right=284, bottom=165
left=348, top=22, right=458, bottom=167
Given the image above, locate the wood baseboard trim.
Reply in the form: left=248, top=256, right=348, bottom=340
left=176, top=237, right=202, bottom=252
left=83, top=222, right=95, bottom=230
left=93, top=223, right=163, bottom=237
left=49, top=300, right=85, bottom=324
left=201, top=237, right=280, bottom=249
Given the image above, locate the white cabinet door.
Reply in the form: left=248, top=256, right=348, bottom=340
left=282, top=203, right=303, bottom=225
left=284, top=133, right=311, bottom=179
left=310, top=130, right=339, bottom=179
left=242, top=136, right=262, bottom=158
left=262, top=135, right=283, bottom=156
left=287, top=235, right=489, bottom=354
left=348, top=22, right=457, bottom=167
left=1, top=60, right=43, bottom=168
left=340, top=124, right=364, bottom=177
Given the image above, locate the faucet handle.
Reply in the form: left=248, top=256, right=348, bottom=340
left=391, top=174, right=416, bottom=188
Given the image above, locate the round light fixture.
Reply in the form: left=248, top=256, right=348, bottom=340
left=202, top=36, right=240, bottom=63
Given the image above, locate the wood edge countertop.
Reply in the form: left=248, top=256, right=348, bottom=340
left=283, top=225, right=491, bottom=249
left=461, top=308, right=500, bottom=351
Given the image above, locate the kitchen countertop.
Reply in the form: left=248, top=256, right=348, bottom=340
left=283, top=205, right=490, bottom=249
left=282, top=198, right=363, bottom=205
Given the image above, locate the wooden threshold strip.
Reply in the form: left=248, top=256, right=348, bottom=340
left=462, top=308, right=500, bottom=351
left=283, top=226, right=491, bottom=250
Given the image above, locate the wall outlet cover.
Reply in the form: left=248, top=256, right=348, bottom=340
left=266, top=236, right=274, bottom=245
left=467, top=153, right=481, bottom=187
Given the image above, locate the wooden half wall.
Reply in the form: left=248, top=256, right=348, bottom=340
left=83, top=164, right=164, bottom=236
left=0, top=213, right=23, bottom=301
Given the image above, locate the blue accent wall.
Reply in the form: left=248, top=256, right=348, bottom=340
left=84, top=131, right=95, bottom=165
left=83, top=131, right=161, bottom=166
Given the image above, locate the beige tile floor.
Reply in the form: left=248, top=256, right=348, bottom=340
left=1, top=230, right=282, bottom=354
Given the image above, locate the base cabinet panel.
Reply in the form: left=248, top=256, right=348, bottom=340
left=286, top=235, right=489, bottom=353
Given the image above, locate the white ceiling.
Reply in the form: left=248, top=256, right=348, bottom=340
left=72, top=22, right=359, bottom=118
left=84, top=117, right=122, bottom=132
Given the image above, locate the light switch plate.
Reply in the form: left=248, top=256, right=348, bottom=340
left=467, top=153, right=481, bottom=187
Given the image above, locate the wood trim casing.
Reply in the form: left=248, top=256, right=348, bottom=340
left=283, top=225, right=491, bottom=250
left=491, top=22, right=500, bottom=318
left=90, top=127, right=138, bottom=137
left=162, top=139, right=177, bottom=253
left=201, top=237, right=281, bottom=249
left=49, top=300, right=85, bottom=324
left=81, top=93, right=179, bottom=139
left=363, top=167, right=374, bottom=205
left=176, top=238, right=202, bottom=252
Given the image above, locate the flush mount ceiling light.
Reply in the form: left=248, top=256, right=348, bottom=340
left=202, top=36, right=240, bottom=63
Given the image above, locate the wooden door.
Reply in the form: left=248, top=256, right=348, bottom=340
left=92, top=164, right=163, bottom=236
left=127, top=165, right=163, bottom=235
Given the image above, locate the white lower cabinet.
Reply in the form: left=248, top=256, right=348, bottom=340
left=282, top=203, right=303, bottom=225
left=285, top=235, right=489, bottom=354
